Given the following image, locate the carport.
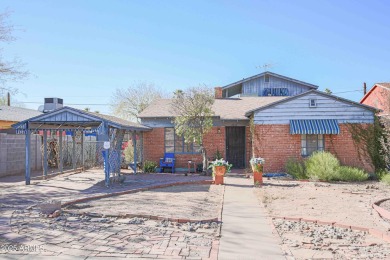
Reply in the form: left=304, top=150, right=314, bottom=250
left=12, top=106, right=150, bottom=186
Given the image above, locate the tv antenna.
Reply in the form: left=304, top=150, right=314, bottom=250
left=256, top=63, right=276, bottom=72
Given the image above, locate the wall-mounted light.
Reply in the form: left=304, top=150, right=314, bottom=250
left=217, top=128, right=221, bottom=134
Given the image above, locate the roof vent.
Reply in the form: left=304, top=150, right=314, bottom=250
left=43, top=98, right=63, bottom=113
left=309, top=99, right=317, bottom=108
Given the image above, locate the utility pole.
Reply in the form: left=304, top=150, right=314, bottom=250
left=363, top=82, right=367, bottom=95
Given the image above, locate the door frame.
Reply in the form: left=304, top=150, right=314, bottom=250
left=225, top=126, right=246, bottom=169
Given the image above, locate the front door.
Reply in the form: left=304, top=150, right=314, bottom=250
left=225, top=126, right=245, bottom=168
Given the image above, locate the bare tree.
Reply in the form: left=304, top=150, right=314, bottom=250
left=0, top=11, right=28, bottom=94
left=111, top=82, right=165, bottom=122
left=171, top=86, right=215, bottom=173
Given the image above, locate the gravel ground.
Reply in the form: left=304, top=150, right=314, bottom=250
left=379, top=199, right=390, bottom=212
left=274, top=219, right=390, bottom=259
left=255, top=179, right=390, bottom=259
left=256, top=179, right=390, bottom=232
left=65, top=184, right=224, bottom=220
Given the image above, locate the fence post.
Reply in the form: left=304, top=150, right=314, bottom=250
left=72, top=131, right=76, bottom=170
left=43, top=130, right=48, bottom=177
left=59, top=130, right=63, bottom=173
left=81, top=131, right=84, bottom=171
left=25, top=125, right=31, bottom=185
left=132, top=131, right=137, bottom=174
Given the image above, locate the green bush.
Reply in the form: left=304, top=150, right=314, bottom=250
left=337, top=166, right=369, bottom=182
left=285, top=158, right=307, bottom=179
left=143, top=161, right=157, bottom=173
left=374, top=168, right=389, bottom=180
left=381, top=174, right=390, bottom=185
left=123, top=145, right=134, bottom=164
left=305, top=151, right=340, bottom=181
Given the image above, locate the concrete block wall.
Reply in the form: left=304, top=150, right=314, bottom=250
left=0, top=133, right=42, bottom=177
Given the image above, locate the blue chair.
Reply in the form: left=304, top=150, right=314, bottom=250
left=159, top=153, right=175, bottom=173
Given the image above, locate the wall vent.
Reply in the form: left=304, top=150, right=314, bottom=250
left=309, top=99, right=317, bottom=107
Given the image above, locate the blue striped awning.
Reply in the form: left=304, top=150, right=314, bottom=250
left=290, top=119, right=340, bottom=135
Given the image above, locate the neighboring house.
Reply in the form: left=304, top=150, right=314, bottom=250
left=360, top=83, right=390, bottom=117
left=0, top=105, right=42, bottom=131
left=0, top=106, right=43, bottom=177
left=139, top=72, right=377, bottom=173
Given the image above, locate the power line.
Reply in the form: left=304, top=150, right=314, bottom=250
left=332, top=89, right=363, bottom=94
left=17, top=101, right=112, bottom=106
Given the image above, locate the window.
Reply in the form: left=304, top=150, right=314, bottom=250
left=165, top=128, right=200, bottom=154
left=264, top=75, right=270, bottom=83
left=301, top=134, right=324, bottom=156
left=309, top=99, right=317, bottom=107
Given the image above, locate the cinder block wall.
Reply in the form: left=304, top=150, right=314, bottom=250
left=0, top=133, right=42, bottom=177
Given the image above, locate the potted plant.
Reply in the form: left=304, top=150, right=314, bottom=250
left=208, top=158, right=232, bottom=185
left=250, top=157, right=265, bottom=185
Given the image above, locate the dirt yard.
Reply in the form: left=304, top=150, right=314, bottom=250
left=257, top=179, right=390, bottom=231
left=256, top=179, right=390, bottom=259
left=65, top=184, right=224, bottom=220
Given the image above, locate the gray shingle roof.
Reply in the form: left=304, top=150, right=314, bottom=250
left=0, top=106, right=42, bottom=122
left=82, top=109, right=150, bottom=130
left=139, top=97, right=288, bottom=120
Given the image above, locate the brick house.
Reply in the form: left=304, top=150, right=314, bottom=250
left=139, top=72, right=376, bottom=173
left=360, top=83, right=390, bottom=118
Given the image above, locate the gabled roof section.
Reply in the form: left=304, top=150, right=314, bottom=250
left=0, top=106, right=42, bottom=122
left=245, top=90, right=378, bottom=117
left=222, top=71, right=319, bottom=90
left=12, top=106, right=150, bottom=131
left=360, top=82, right=390, bottom=103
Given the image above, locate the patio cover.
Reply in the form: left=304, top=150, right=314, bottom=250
left=12, top=106, right=150, bottom=185
left=289, top=119, right=340, bottom=135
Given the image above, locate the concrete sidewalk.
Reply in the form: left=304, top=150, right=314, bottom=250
left=219, top=175, right=286, bottom=260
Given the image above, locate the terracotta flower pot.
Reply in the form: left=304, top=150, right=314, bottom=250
left=214, top=166, right=226, bottom=185
left=252, top=164, right=263, bottom=185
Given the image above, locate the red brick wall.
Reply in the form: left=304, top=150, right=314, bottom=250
left=143, top=128, right=165, bottom=164
left=214, top=87, right=223, bottom=99
left=143, top=127, right=226, bottom=169
left=253, top=125, right=301, bottom=172
left=325, top=124, right=373, bottom=172
left=361, top=86, right=390, bottom=115
left=252, top=124, right=374, bottom=173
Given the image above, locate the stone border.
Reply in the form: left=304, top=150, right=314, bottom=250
left=372, top=198, right=390, bottom=222
left=62, top=179, right=223, bottom=223
left=272, top=216, right=390, bottom=243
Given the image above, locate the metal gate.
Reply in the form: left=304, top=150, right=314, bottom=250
left=225, top=126, right=246, bottom=168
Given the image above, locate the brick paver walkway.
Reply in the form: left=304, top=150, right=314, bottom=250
left=0, top=170, right=219, bottom=259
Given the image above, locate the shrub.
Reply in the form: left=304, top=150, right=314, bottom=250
left=143, top=161, right=157, bottom=173
left=123, top=145, right=134, bottom=164
left=381, top=174, right=390, bottom=186
left=305, top=151, right=340, bottom=181
left=285, top=158, right=307, bottom=179
left=374, top=168, right=389, bottom=180
left=337, top=166, right=369, bottom=182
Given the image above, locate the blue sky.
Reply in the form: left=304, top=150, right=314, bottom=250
left=1, top=0, right=389, bottom=114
